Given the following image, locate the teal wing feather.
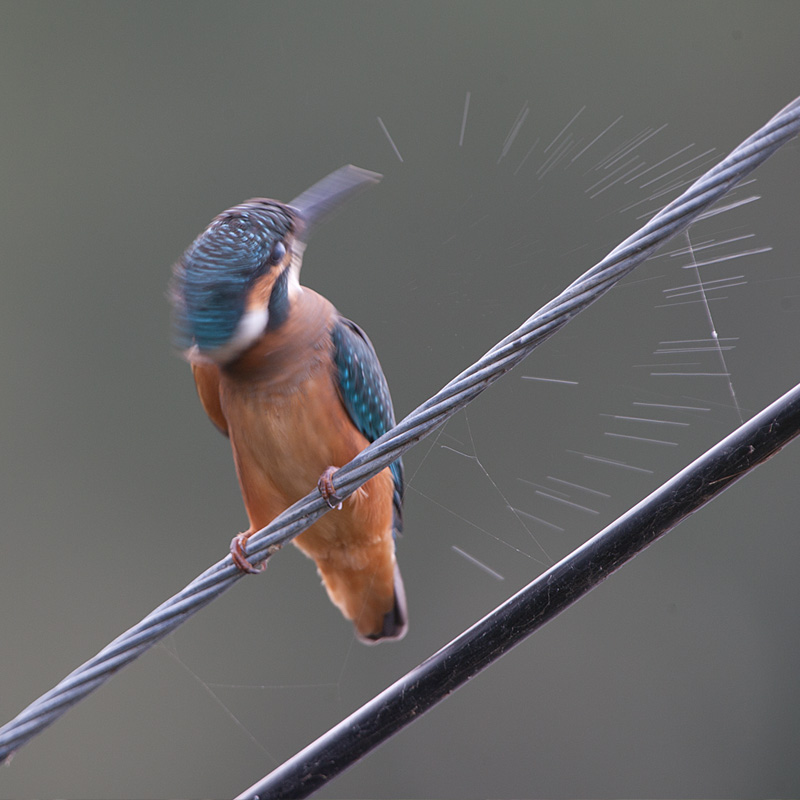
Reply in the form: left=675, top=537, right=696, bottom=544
left=331, top=316, right=404, bottom=531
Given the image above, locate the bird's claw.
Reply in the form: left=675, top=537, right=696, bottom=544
left=318, top=466, right=343, bottom=509
left=230, top=533, right=265, bottom=574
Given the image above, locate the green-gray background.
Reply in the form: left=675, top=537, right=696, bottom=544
left=2, top=2, right=799, bottom=797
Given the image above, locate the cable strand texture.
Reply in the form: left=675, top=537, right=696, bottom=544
left=0, top=95, right=798, bottom=764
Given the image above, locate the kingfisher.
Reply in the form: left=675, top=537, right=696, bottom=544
left=170, top=166, right=407, bottom=643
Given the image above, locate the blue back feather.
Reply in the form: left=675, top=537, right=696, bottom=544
left=331, top=317, right=404, bottom=531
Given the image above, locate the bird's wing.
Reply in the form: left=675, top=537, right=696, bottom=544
left=331, top=316, right=404, bottom=530
left=191, top=361, right=229, bottom=436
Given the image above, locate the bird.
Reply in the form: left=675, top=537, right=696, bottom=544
left=170, top=165, right=407, bottom=643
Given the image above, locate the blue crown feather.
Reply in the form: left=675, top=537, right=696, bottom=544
left=172, top=202, right=294, bottom=352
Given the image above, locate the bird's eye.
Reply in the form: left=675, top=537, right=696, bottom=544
left=269, top=241, right=287, bottom=266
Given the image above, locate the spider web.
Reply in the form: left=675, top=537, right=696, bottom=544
left=164, top=93, right=788, bottom=762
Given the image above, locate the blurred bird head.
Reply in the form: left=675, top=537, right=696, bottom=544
left=170, top=165, right=381, bottom=365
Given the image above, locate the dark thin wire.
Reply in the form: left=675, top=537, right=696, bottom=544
left=237, top=379, right=800, bottom=800
left=0, top=96, right=798, bottom=765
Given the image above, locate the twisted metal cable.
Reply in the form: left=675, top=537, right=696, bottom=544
left=1, top=95, right=798, bottom=764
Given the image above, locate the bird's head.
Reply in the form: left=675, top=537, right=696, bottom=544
left=170, top=165, right=381, bottom=366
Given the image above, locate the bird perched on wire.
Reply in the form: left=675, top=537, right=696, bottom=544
left=170, top=166, right=407, bottom=643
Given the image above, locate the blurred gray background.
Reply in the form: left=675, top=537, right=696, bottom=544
left=1, top=2, right=800, bottom=797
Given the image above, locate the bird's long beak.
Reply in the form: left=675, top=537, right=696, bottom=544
left=288, top=165, right=382, bottom=241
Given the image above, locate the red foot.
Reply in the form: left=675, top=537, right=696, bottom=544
left=318, top=466, right=343, bottom=509
left=230, top=532, right=265, bottom=574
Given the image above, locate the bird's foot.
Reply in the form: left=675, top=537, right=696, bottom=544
left=318, top=466, right=343, bottom=509
left=230, top=532, right=265, bottom=574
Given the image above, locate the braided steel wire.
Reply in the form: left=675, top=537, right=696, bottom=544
left=0, top=95, right=798, bottom=763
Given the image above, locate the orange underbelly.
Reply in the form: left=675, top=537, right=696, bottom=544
left=221, top=366, right=394, bottom=554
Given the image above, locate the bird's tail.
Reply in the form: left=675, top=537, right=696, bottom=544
left=358, top=562, right=408, bottom=644
left=302, top=532, right=408, bottom=644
